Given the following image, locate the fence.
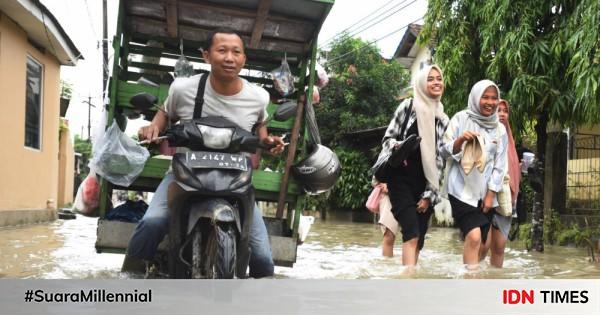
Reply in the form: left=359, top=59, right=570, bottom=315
left=566, top=133, right=600, bottom=214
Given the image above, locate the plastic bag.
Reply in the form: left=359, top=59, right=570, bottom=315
left=312, top=86, right=320, bottom=104
left=72, top=183, right=85, bottom=213
left=271, top=55, right=295, bottom=97
left=365, top=186, right=382, bottom=213
left=315, top=63, right=329, bottom=88
left=175, top=39, right=195, bottom=78
left=174, top=54, right=194, bottom=78
left=302, top=86, right=320, bottom=105
left=72, top=171, right=100, bottom=217
left=90, top=120, right=150, bottom=187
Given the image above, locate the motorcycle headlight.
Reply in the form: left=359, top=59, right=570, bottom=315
left=197, top=125, right=233, bottom=149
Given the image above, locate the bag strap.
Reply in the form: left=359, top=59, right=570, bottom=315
left=398, top=99, right=413, bottom=141
left=193, top=73, right=210, bottom=119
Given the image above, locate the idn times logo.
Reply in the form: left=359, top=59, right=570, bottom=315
left=502, top=289, right=589, bottom=304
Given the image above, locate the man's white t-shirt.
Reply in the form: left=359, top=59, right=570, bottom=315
left=164, top=74, right=270, bottom=132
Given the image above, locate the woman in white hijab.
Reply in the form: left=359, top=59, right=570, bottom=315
left=441, top=80, right=508, bottom=269
left=378, top=65, right=449, bottom=268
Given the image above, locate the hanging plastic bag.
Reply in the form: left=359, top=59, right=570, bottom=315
left=72, top=171, right=100, bottom=217
left=315, top=63, right=329, bottom=88
left=271, top=54, right=295, bottom=97
left=90, top=120, right=150, bottom=187
left=72, top=183, right=85, bottom=213
left=303, top=85, right=320, bottom=105
left=174, top=55, right=195, bottom=78
left=174, top=39, right=194, bottom=78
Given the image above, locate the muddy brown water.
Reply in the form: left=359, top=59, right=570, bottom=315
left=0, top=215, right=599, bottom=279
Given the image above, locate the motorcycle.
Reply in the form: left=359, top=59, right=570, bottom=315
left=131, top=93, right=296, bottom=279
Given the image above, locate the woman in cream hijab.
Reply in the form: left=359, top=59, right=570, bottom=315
left=378, top=65, right=449, bottom=268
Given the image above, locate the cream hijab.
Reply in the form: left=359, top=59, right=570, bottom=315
left=414, top=64, right=446, bottom=191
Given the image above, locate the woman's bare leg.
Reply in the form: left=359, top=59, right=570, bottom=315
left=402, top=237, right=419, bottom=266
left=490, top=228, right=507, bottom=267
left=479, top=228, right=492, bottom=262
left=464, top=228, right=482, bottom=268
left=382, top=228, right=395, bottom=257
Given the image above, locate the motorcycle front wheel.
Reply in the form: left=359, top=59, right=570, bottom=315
left=192, top=223, right=236, bottom=279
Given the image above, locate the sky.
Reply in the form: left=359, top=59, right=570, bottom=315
left=40, top=0, right=427, bottom=142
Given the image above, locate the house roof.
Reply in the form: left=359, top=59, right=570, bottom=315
left=391, top=23, right=426, bottom=68
left=392, top=23, right=422, bottom=59
left=0, top=0, right=82, bottom=66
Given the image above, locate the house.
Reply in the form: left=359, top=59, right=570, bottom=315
left=392, top=23, right=432, bottom=86
left=0, top=0, right=82, bottom=226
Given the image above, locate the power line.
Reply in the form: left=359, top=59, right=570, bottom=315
left=319, top=0, right=400, bottom=46
left=83, top=0, right=111, bottom=81
left=325, top=16, right=424, bottom=68
left=321, top=0, right=419, bottom=50
left=344, top=0, right=418, bottom=41
left=83, top=0, right=99, bottom=40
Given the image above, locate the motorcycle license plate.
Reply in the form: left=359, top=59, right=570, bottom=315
left=185, top=151, right=248, bottom=171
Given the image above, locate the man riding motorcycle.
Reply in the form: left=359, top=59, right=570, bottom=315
left=124, top=28, right=285, bottom=278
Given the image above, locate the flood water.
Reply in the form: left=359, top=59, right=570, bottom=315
left=1, top=215, right=599, bottom=279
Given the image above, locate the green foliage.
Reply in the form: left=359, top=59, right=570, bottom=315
left=421, top=0, right=600, bottom=134
left=319, top=35, right=411, bottom=146
left=520, top=174, right=535, bottom=216
left=260, top=153, right=286, bottom=173
left=314, top=35, right=411, bottom=211
left=543, top=209, right=564, bottom=244
left=60, top=80, right=73, bottom=99
left=517, top=223, right=533, bottom=249
left=74, top=134, right=92, bottom=183
left=59, top=118, right=69, bottom=135
left=327, top=146, right=372, bottom=211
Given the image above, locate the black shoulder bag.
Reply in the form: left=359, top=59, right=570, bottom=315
left=372, top=100, right=421, bottom=183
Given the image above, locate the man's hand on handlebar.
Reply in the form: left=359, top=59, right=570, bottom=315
left=138, top=124, right=163, bottom=144
left=262, top=135, right=285, bottom=155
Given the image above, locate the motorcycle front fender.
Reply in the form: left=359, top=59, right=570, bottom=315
left=186, top=198, right=241, bottom=235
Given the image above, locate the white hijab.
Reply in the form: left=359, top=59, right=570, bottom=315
left=466, top=80, right=500, bottom=129
left=414, top=64, right=446, bottom=191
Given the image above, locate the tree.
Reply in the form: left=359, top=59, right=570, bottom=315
left=74, top=135, right=92, bottom=184
left=421, top=0, right=600, bottom=250
left=420, top=0, right=600, bottom=157
left=316, top=35, right=411, bottom=211
left=319, top=35, right=410, bottom=146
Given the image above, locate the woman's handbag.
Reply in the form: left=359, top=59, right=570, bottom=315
left=365, top=186, right=383, bottom=213
left=371, top=100, right=417, bottom=183
left=496, top=174, right=512, bottom=216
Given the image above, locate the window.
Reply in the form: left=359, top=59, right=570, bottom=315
left=25, top=56, right=43, bottom=149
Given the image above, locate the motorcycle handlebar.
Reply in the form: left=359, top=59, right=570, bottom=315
left=137, top=135, right=168, bottom=145
left=258, top=140, right=277, bottom=150
left=137, top=124, right=284, bottom=153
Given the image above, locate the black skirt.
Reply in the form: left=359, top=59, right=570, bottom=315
left=448, top=194, right=493, bottom=244
left=386, top=120, right=431, bottom=250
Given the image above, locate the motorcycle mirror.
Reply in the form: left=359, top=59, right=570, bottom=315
left=273, top=100, right=297, bottom=121
left=130, top=93, right=158, bottom=111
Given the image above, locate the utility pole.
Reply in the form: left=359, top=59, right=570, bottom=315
left=83, top=96, right=96, bottom=141
left=103, top=0, right=108, bottom=93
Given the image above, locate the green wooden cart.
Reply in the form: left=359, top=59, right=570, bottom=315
left=95, top=0, right=334, bottom=269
